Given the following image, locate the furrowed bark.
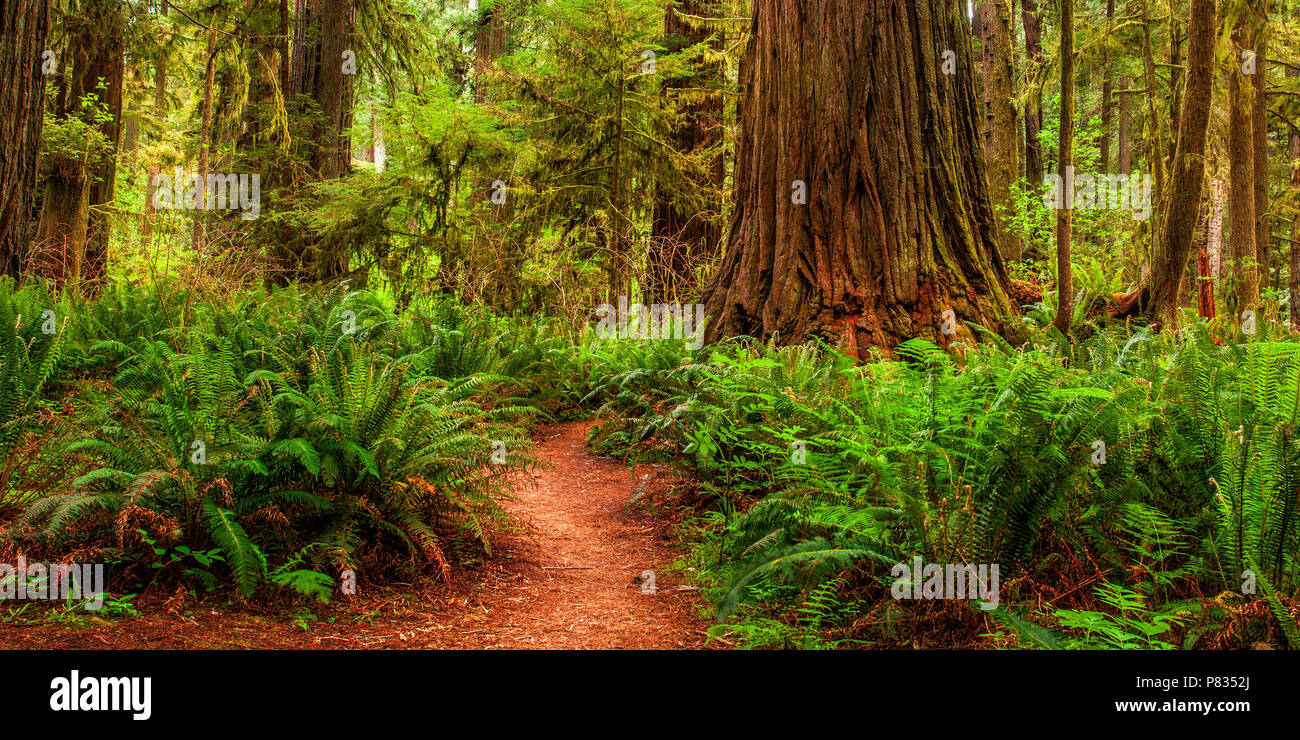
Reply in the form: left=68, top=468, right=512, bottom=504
left=703, top=0, right=1020, bottom=354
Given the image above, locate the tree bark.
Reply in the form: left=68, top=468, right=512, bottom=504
left=313, top=0, right=355, bottom=180
left=0, top=0, right=49, bottom=279
left=1117, top=0, right=1215, bottom=324
left=980, top=0, right=1020, bottom=261
left=1098, top=0, right=1113, bottom=171
left=1228, top=8, right=1257, bottom=314
left=1290, top=67, right=1300, bottom=331
left=1250, top=1, right=1268, bottom=293
left=1117, top=75, right=1131, bottom=174
left=1052, top=0, right=1073, bottom=336
left=1021, top=0, right=1044, bottom=189
left=474, top=2, right=509, bottom=104
left=193, top=26, right=217, bottom=251
left=702, top=0, right=1019, bottom=353
left=35, top=0, right=125, bottom=290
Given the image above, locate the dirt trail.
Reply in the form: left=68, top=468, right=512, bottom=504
left=425, top=421, right=709, bottom=648
left=2, top=422, right=712, bottom=650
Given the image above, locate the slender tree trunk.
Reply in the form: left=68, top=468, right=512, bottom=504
left=1207, top=175, right=1226, bottom=282
left=1250, top=2, right=1268, bottom=293
left=703, top=0, right=1019, bottom=352
left=1197, top=179, right=1225, bottom=318
left=980, top=0, right=1020, bottom=261
left=280, top=0, right=291, bottom=100
left=1166, top=22, right=1182, bottom=173
left=1098, top=0, right=1113, bottom=171
left=1228, top=9, right=1258, bottom=314
left=1139, top=1, right=1165, bottom=196
left=80, top=1, right=125, bottom=291
left=1117, top=76, right=1131, bottom=174
left=1118, top=0, right=1215, bottom=324
left=1052, top=0, right=1074, bottom=336
left=1021, top=0, right=1044, bottom=189
left=0, top=0, right=49, bottom=279
left=1290, top=67, right=1300, bottom=331
left=313, top=0, right=355, bottom=181
left=474, top=3, right=509, bottom=104
left=648, top=0, right=725, bottom=304
left=193, top=27, right=217, bottom=251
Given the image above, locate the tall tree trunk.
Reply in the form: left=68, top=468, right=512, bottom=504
left=1204, top=175, right=1226, bottom=302
left=1052, top=0, right=1073, bottom=336
left=1119, top=0, right=1215, bottom=324
left=280, top=0, right=291, bottom=100
left=144, top=0, right=169, bottom=249
left=648, top=0, right=725, bottom=304
left=702, top=0, right=1019, bottom=353
left=1098, top=0, right=1113, bottom=171
left=193, top=27, right=217, bottom=251
left=313, top=0, right=355, bottom=181
left=474, top=2, right=509, bottom=104
left=1117, top=75, right=1131, bottom=174
left=1290, top=67, right=1300, bottom=331
left=35, top=0, right=125, bottom=290
left=0, top=0, right=49, bottom=279
left=80, top=1, right=125, bottom=291
left=1139, top=1, right=1165, bottom=197
left=1228, top=8, right=1257, bottom=314
left=1165, top=21, right=1182, bottom=173
left=1197, top=179, right=1225, bottom=318
left=1250, top=2, right=1268, bottom=293
left=1021, top=0, right=1044, bottom=189
left=980, top=0, right=1020, bottom=261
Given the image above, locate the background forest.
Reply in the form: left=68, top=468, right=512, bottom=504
left=0, top=0, right=1298, bottom=650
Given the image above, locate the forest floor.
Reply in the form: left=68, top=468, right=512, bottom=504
left=0, top=422, right=714, bottom=649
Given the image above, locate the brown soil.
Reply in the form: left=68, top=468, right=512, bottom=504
left=0, top=422, right=714, bottom=650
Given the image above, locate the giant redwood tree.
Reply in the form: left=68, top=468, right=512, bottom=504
left=0, top=0, right=49, bottom=279
left=702, top=0, right=1019, bottom=353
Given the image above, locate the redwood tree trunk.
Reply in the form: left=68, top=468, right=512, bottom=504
left=35, top=0, right=125, bottom=290
left=78, top=0, right=124, bottom=291
left=0, top=0, right=49, bottom=279
left=648, top=0, right=725, bottom=304
left=702, top=0, right=1019, bottom=353
left=313, top=0, right=355, bottom=181
left=980, top=0, right=1019, bottom=261
left=1119, top=0, right=1215, bottom=324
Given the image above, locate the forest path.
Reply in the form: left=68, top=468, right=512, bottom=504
left=1, top=421, right=712, bottom=649
left=422, top=420, right=710, bottom=648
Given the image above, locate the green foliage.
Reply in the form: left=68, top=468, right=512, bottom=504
left=1, top=282, right=539, bottom=599
left=584, top=319, right=1300, bottom=648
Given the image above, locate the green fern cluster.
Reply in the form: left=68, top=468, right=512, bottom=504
left=1, top=281, right=540, bottom=600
